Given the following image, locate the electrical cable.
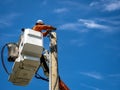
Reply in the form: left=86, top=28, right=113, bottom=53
left=35, top=55, right=49, bottom=82
left=35, top=73, right=49, bottom=82
left=1, top=43, right=18, bottom=75
left=1, top=43, right=10, bottom=75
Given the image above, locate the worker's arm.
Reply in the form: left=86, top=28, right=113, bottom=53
left=43, top=25, right=56, bottom=31
left=32, top=25, right=56, bottom=36
left=42, top=25, right=56, bottom=37
left=43, top=29, right=56, bottom=37
left=32, top=25, right=56, bottom=31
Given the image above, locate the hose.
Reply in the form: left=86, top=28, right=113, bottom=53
left=35, top=73, right=49, bottom=82
left=1, top=43, right=10, bottom=75
left=35, top=56, right=49, bottom=82
left=1, top=43, right=18, bottom=75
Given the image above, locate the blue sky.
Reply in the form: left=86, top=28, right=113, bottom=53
left=0, top=0, right=120, bottom=90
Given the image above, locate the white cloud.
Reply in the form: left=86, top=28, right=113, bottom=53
left=93, top=17, right=120, bottom=32
left=80, top=72, right=103, bottom=80
left=59, top=20, right=109, bottom=33
left=79, top=19, right=108, bottom=29
left=59, top=23, right=81, bottom=31
left=104, top=1, right=120, bottom=11
left=59, top=18, right=119, bottom=33
left=90, top=0, right=120, bottom=12
left=95, top=16, right=120, bottom=25
left=89, top=2, right=99, bottom=7
left=54, top=8, right=69, bottom=13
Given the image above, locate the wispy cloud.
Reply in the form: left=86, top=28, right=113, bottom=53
left=58, top=22, right=90, bottom=33
left=59, top=20, right=109, bottom=33
left=79, top=19, right=108, bottom=29
left=90, top=0, right=120, bottom=12
left=59, top=23, right=81, bottom=31
left=59, top=17, right=120, bottom=33
left=54, top=8, right=69, bottom=13
left=104, top=1, right=120, bottom=11
left=95, top=16, right=120, bottom=25
left=90, top=2, right=99, bottom=7
left=93, top=17, right=120, bottom=32
left=80, top=72, right=104, bottom=80
left=80, top=83, right=101, bottom=90
left=79, top=18, right=120, bottom=32
left=0, top=13, right=20, bottom=28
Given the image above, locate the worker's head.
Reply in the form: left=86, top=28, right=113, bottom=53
left=36, top=20, right=44, bottom=25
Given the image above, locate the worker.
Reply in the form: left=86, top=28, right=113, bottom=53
left=32, top=19, right=55, bottom=77
left=32, top=20, right=56, bottom=37
left=33, top=20, right=69, bottom=90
